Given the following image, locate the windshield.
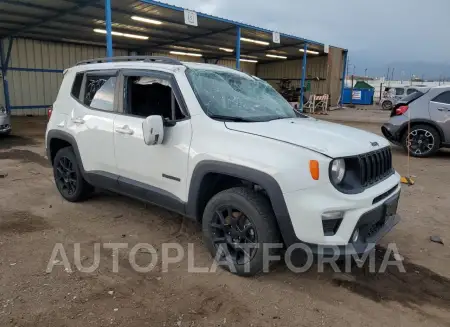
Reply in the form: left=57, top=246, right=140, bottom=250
left=186, top=68, right=301, bottom=122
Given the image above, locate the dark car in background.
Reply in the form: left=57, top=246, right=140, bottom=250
left=382, top=86, right=450, bottom=157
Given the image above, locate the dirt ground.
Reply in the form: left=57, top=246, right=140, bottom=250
left=1, top=114, right=450, bottom=327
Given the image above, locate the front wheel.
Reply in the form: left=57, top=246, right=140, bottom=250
left=202, top=187, right=281, bottom=276
left=382, top=100, right=393, bottom=110
left=402, top=124, right=440, bottom=157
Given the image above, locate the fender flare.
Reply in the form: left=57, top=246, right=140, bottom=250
left=186, top=160, right=297, bottom=246
left=46, top=130, right=86, bottom=174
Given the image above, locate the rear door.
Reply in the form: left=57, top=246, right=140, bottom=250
left=66, top=70, right=118, bottom=175
left=429, top=90, right=450, bottom=143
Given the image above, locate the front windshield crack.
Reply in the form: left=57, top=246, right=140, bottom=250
left=186, top=69, right=306, bottom=122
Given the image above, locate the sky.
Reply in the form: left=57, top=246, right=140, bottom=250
left=163, top=0, right=450, bottom=77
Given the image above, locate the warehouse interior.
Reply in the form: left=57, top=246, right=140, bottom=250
left=0, top=0, right=348, bottom=116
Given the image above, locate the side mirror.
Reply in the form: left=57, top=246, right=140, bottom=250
left=142, top=115, right=164, bottom=145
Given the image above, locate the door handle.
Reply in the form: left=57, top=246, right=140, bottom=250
left=72, top=117, right=85, bottom=124
left=437, top=108, right=450, bottom=112
left=115, top=126, right=134, bottom=135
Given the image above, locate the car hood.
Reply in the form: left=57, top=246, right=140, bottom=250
left=225, top=117, right=389, bottom=158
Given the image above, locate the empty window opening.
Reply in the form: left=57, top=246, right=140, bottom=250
left=125, top=76, right=185, bottom=120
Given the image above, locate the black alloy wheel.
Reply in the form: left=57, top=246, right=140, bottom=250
left=202, top=187, right=282, bottom=276
left=53, top=146, right=93, bottom=202
left=55, top=156, right=78, bottom=197
left=210, top=205, right=258, bottom=265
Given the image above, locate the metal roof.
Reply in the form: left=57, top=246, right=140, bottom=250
left=0, top=0, right=335, bottom=63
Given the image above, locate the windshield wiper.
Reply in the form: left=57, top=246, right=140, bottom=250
left=208, top=114, right=256, bottom=122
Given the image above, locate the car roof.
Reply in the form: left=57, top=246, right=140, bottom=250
left=69, top=60, right=244, bottom=76
left=71, top=61, right=184, bottom=73
left=414, top=86, right=431, bottom=92
left=429, top=85, right=450, bottom=91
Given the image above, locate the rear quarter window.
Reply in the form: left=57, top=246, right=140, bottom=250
left=71, top=73, right=84, bottom=99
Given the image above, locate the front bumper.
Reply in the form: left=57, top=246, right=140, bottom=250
left=280, top=173, right=401, bottom=257
left=381, top=123, right=401, bottom=145
left=304, top=203, right=400, bottom=257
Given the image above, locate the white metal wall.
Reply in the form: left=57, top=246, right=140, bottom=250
left=5, top=38, right=127, bottom=116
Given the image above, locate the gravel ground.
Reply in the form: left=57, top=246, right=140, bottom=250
left=0, top=116, right=449, bottom=327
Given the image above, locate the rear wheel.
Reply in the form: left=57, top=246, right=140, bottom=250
left=382, top=100, right=393, bottom=110
left=202, top=187, right=281, bottom=276
left=53, top=147, right=93, bottom=201
left=402, top=124, right=440, bottom=157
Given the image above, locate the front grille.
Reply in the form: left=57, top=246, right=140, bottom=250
left=359, top=147, right=393, bottom=187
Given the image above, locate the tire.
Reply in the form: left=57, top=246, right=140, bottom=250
left=401, top=124, right=440, bottom=158
left=53, top=146, right=93, bottom=202
left=382, top=100, right=393, bottom=110
left=202, top=187, right=281, bottom=276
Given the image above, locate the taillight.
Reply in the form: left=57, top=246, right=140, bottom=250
left=47, top=107, right=53, bottom=119
left=395, top=105, right=408, bottom=115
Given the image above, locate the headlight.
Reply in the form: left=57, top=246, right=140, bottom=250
left=330, top=159, right=346, bottom=184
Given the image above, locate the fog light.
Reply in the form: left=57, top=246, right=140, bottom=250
left=321, top=211, right=344, bottom=236
left=352, top=228, right=360, bottom=243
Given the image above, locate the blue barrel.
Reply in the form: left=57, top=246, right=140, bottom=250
left=343, top=88, right=374, bottom=105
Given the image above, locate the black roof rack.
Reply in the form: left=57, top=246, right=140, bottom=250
left=76, top=56, right=183, bottom=66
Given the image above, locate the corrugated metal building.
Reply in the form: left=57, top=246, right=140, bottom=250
left=257, top=46, right=345, bottom=105
left=1, top=38, right=127, bottom=116
left=1, top=39, right=342, bottom=115
left=0, top=0, right=347, bottom=116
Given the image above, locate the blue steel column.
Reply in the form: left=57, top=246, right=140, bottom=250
left=105, top=0, right=113, bottom=57
left=340, top=50, right=348, bottom=107
left=235, top=26, right=241, bottom=70
left=299, top=42, right=308, bottom=112
left=0, top=38, right=13, bottom=113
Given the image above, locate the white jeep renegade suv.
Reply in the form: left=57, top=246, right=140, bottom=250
left=46, top=56, right=401, bottom=276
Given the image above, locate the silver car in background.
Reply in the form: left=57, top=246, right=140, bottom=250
left=382, top=86, right=450, bottom=157
left=380, top=85, right=424, bottom=110
left=0, top=106, right=11, bottom=135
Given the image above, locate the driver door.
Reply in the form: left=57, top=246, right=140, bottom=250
left=113, top=69, right=192, bottom=207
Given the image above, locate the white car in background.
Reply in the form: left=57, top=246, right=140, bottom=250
left=0, top=106, right=11, bottom=135
left=381, top=86, right=423, bottom=110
